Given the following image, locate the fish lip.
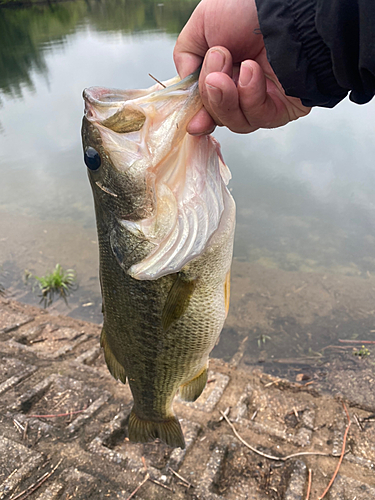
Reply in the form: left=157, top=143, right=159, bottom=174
left=83, top=87, right=125, bottom=107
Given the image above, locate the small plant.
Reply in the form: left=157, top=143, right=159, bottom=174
left=26, top=264, right=76, bottom=308
left=258, top=334, right=271, bottom=349
left=353, top=345, right=370, bottom=358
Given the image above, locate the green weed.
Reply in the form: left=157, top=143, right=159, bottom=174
left=353, top=345, right=371, bottom=358
left=26, top=264, right=76, bottom=307
left=258, top=334, right=271, bottom=349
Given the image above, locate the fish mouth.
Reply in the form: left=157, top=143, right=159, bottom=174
left=83, top=88, right=132, bottom=122
left=83, top=87, right=141, bottom=107
left=83, top=68, right=200, bottom=116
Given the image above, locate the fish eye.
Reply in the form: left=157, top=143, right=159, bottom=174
left=84, top=147, right=101, bottom=171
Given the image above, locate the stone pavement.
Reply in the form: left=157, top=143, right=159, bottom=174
left=1, top=297, right=375, bottom=499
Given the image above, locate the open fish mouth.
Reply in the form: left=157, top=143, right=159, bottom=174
left=83, top=71, right=198, bottom=121
left=83, top=70, right=232, bottom=281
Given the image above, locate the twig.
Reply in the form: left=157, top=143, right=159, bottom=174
left=303, top=381, right=315, bottom=387
left=11, top=458, right=63, bottom=500
left=318, top=403, right=351, bottom=500
left=23, top=422, right=28, bottom=441
left=353, top=413, right=364, bottom=431
left=29, top=338, right=47, bottom=344
left=218, top=406, right=230, bottom=421
left=305, top=469, right=312, bottom=500
left=5, top=468, right=18, bottom=484
left=321, top=345, right=354, bottom=351
left=125, top=474, right=149, bottom=500
left=149, top=478, right=173, bottom=492
left=13, top=419, right=25, bottom=433
left=27, top=409, right=86, bottom=418
left=220, top=411, right=334, bottom=462
left=264, top=378, right=282, bottom=388
left=140, top=456, right=173, bottom=492
left=339, top=339, right=375, bottom=344
left=148, top=74, right=166, bottom=88
left=168, top=467, right=193, bottom=488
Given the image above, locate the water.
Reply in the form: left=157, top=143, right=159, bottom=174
left=1, top=0, right=375, bottom=369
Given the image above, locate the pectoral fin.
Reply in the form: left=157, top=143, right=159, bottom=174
left=100, top=327, right=127, bottom=384
left=179, top=366, right=208, bottom=402
left=162, top=274, right=197, bottom=331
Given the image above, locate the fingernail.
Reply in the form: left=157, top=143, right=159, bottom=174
left=206, top=84, right=223, bottom=104
left=189, top=127, right=216, bottom=137
left=239, top=63, right=253, bottom=87
left=206, top=49, right=225, bottom=73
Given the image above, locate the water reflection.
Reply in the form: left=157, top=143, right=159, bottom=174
left=0, top=0, right=198, bottom=99
left=1, top=0, right=375, bottom=368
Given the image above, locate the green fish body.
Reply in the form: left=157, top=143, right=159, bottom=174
left=82, top=72, right=235, bottom=448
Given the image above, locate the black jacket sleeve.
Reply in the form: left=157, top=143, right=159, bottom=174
left=255, top=0, right=375, bottom=107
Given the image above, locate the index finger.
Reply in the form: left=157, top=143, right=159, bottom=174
left=173, top=4, right=208, bottom=78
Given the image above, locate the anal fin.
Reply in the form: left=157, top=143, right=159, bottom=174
left=100, top=327, right=127, bottom=384
left=179, top=366, right=208, bottom=402
left=128, top=410, right=185, bottom=449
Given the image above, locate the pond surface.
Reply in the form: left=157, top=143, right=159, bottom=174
left=1, top=0, right=375, bottom=370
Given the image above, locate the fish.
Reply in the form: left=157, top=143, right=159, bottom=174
left=81, top=70, right=235, bottom=448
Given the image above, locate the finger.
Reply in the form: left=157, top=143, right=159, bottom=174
left=186, top=46, right=233, bottom=135
left=187, top=108, right=216, bottom=136
left=173, top=51, right=203, bottom=80
left=238, top=60, right=281, bottom=128
left=238, top=59, right=310, bottom=128
left=200, top=46, right=233, bottom=84
left=203, top=72, right=258, bottom=133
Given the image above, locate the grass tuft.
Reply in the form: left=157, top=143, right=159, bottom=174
left=26, top=264, right=76, bottom=307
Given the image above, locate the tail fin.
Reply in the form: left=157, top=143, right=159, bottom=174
left=128, top=410, right=185, bottom=449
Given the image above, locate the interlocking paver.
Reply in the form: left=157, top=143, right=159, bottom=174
left=0, top=356, right=37, bottom=396
left=0, top=436, right=44, bottom=499
left=0, top=306, right=34, bottom=336
left=6, top=325, right=89, bottom=359
left=232, top=382, right=316, bottom=446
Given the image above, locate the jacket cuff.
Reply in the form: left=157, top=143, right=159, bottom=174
left=255, top=0, right=348, bottom=107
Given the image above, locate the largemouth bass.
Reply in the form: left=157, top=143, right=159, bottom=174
left=81, top=71, right=235, bottom=448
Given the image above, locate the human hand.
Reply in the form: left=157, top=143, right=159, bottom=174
left=173, top=0, right=310, bottom=134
